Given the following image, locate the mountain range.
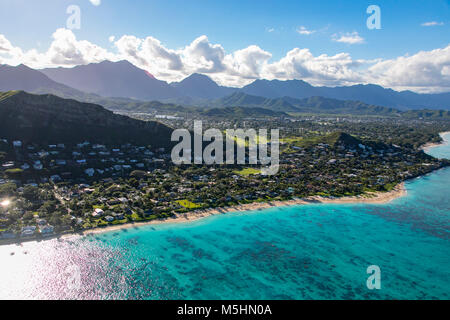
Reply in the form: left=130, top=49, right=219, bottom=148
left=108, top=92, right=450, bottom=120
left=240, top=79, right=450, bottom=111
left=210, top=92, right=402, bottom=115
left=1, top=60, right=449, bottom=111
left=0, top=64, right=93, bottom=102
left=41, top=60, right=180, bottom=101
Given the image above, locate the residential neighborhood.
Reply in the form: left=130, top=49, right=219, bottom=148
left=1, top=116, right=448, bottom=242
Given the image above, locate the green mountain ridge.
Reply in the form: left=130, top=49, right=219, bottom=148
left=206, top=93, right=450, bottom=119
left=212, top=92, right=299, bottom=112
left=0, top=91, right=174, bottom=147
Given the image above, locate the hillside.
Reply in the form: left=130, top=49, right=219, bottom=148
left=286, top=96, right=401, bottom=116
left=0, top=91, right=174, bottom=147
left=401, top=109, right=450, bottom=120
left=0, top=64, right=96, bottom=102
left=210, top=93, right=401, bottom=115
left=287, top=132, right=389, bottom=150
left=212, top=92, right=300, bottom=112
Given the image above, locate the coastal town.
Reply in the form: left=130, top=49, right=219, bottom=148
left=1, top=116, right=449, bottom=243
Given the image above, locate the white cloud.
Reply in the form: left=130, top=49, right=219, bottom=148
left=182, top=35, right=227, bottom=74
left=332, top=32, right=365, bottom=44
left=296, top=26, right=315, bottom=35
left=261, top=48, right=365, bottom=86
left=46, top=28, right=114, bottom=66
left=0, top=29, right=449, bottom=93
left=225, top=45, right=272, bottom=79
left=421, top=21, right=444, bottom=27
left=0, top=34, right=23, bottom=60
left=108, top=36, right=115, bottom=42
left=89, top=0, right=101, bottom=6
left=0, top=29, right=115, bottom=68
left=367, top=45, right=450, bottom=93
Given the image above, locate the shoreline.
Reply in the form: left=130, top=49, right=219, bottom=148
left=420, top=132, right=450, bottom=151
left=0, top=182, right=407, bottom=246
left=4, top=129, right=449, bottom=245
left=76, top=182, right=406, bottom=237
left=81, top=129, right=450, bottom=238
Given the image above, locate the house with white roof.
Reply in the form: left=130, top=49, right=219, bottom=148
left=92, top=208, right=104, bottom=218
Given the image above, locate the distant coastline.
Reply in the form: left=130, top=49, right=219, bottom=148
left=420, top=132, right=450, bottom=151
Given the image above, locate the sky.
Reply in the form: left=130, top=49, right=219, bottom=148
left=0, top=0, right=449, bottom=92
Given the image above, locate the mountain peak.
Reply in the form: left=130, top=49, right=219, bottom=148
left=188, top=73, right=212, bottom=79
left=41, top=60, right=179, bottom=100
left=171, top=73, right=236, bottom=99
left=177, top=73, right=216, bottom=85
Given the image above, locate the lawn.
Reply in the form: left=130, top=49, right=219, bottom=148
left=233, top=168, right=261, bottom=176
left=176, top=199, right=202, bottom=209
left=226, top=132, right=268, bottom=147
left=281, top=136, right=304, bottom=144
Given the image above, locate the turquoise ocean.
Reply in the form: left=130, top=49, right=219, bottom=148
left=0, top=133, right=449, bottom=299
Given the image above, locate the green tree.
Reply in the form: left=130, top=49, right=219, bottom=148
left=22, top=185, right=40, bottom=202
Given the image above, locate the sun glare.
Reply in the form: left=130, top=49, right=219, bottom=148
left=0, top=199, right=10, bottom=207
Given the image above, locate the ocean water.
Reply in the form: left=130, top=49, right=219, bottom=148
left=0, top=134, right=449, bottom=300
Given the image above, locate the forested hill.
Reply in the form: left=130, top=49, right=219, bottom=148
left=0, top=91, right=174, bottom=147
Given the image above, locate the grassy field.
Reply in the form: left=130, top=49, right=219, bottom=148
left=176, top=199, right=202, bottom=209
left=226, top=132, right=269, bottom=147
left=233, top=168, right=261, bottom=176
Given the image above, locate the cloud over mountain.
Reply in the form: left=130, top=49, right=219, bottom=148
left=367, top=46, right=450, bottom=92
left=0, top=28, right=449, bottom=93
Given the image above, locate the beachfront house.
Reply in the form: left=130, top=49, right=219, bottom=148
left=92, top=208, right=104, bottom=218
left=105, top=216, right=115, bottom=222
left=39, top=225, right=54, bottom=236
left=21, top=226, right=36, bottom=238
